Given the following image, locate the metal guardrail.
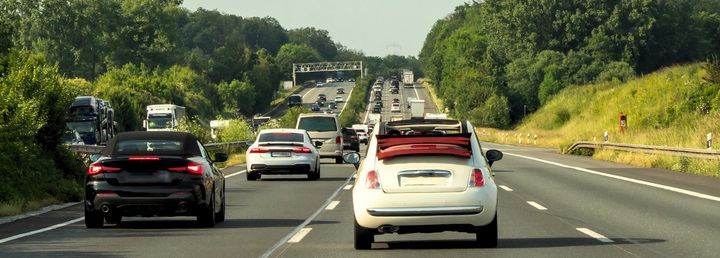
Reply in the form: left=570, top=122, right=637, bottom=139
left=67, top=141, right=251, bottom=154
left=567, top=141, right=720, bottom=159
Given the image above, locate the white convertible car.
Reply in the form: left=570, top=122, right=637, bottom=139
left=343, top=119, right=503, bottom=249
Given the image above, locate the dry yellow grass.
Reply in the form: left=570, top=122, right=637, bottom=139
left=472, top=63, right=720, bottom=177
left=0, top=197, right=61, bottom=217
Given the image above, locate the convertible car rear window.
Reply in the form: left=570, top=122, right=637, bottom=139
left=114, top=140, right=184, bottom=154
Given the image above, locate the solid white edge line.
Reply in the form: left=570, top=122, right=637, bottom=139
left=499, top=185, right=513, bottom=191
left=260, top=172, right=355, bottom=258
left=225, top=170, right=246, bottom=178
left=287, top=228, right=313, bottom=243
left=505, top=152, right=720, bottom=203
left=343, top=184, right=353, bottom=190
left=325, top=201, right=340, bottom=210
left=527, top=201, right=548, bottom=210
left=0, top=217, right=84, bottom=244
left=577, top=228, right=614, bottom=243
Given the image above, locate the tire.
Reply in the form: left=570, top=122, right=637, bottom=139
left=336, top=157, right=343, bottom=164
left=215, top=188, right=225, bottom=223
left=308, top=163, right=320, bottom=180
left=85, top=209, right=104, bottom=228
left=104, top=212, right=122, bottom=224
left=475, top=213, right=498, bottom=248
left=353, top=217, right=374, bottom=250
left=197, top=192, right=216, bottom=228
left=246, top=171, right=259, bottom=181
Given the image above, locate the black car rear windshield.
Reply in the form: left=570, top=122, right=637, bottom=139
left=298, top=117, right=337, bottom=132
left=258, top=132, right=304, bottom=142
left=114, top=140, right=183, bottom=154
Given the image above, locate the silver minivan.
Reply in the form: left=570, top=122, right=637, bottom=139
left=296, top=113, right=344, bottom=164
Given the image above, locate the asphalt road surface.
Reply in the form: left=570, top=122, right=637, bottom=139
left=1, top=82, right=720, bottom=257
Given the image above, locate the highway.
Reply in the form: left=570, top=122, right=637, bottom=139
left=1, top=80, right=720, bottom=257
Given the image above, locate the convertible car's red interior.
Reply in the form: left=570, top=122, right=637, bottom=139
left=376, top=133, right=472, bottom=160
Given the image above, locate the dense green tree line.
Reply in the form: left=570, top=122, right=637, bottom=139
left=420, top=0, right=720, bottom=128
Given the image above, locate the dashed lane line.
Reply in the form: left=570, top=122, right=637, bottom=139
left=527, top=201, right=548, bottom=210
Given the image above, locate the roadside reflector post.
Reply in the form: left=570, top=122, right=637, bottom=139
left=527, top=133, right=530, bottom=144
left=604, top=131, right=609, bottom=143
left=707, top=133, right=712, bottom=150
left=534, top=134, right=537, bottom=145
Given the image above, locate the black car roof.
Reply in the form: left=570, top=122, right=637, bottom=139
left=102, top=131, right=201, bottom=156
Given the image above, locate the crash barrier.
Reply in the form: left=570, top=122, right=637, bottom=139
left=67, top=141, right=251, bottom=154
left=567, top=141, right=720, bottom=159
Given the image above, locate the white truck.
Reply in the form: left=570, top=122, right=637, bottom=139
left=210, top=119, right=230, bottom=140
left=409, top=99, right=425, bottom=119
left=144, top=104, right=186, bottom=131
left=424, top=113, right=447, bottom=120
left=367, top=113, right=382, bottom=125
left=402, top=70, right=414, bottom=88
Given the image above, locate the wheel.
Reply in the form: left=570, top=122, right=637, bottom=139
left=85, top=209, right=104, bottom=228
left=353, top=217, right=374, bottom=250
left=336, top=157, right=343, bottom=164
left=197, top=192, right=216, bottom=228
left=104, top=212, right=122, bottom=224
left=308, top=164, right=320, bottom=180
left=475, top=213, right=498, bottom=248
left=246, top=171, right=260, bottom=181
left=215, top=188, right=225, bottom=223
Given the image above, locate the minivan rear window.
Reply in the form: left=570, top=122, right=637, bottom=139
left=298, top=117, right=337, bottom=132
left=258, top=132, right=304, bottom=142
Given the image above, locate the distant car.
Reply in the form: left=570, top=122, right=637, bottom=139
left=328, top=101, right=338, bottom=109
left=63, top=130, right=84, bottom=145
left=352, top=124, right=370, bottom=144
left=392, top=98, right=400, bottom=104
left=374, top=95, right=382, bottom=101
left=391, top=80, right=399, bottom=87
left=84, top=131, right=228, bottom=228
left=348, top=78, right=356, bottom=82
left=317, top=82, right=324, bottom=87
left=296, top=113, right=344, bottom=164
left=375, top=101, right=383, bottom=108
left=323, top=109, right=334, bottom=114
left=336, top=88, right=345, bottom=94
left=342, top=128, right=360, bottom=152
left=318, top=94, right=327, bottom=101
left=246, top=128, right=322, bottom=181
left=372, top=106, right=381, bottom=114
left=316, top=100, right=325, bottom=107
left=311, top=103, right=320, bottom=111
left=345, top=119, right=504, bottom=249
left=391, top=88, right=399, bottom=94
left=335, top=96, right=344, bottom=103
left=391, top=103, right=401, bottom=113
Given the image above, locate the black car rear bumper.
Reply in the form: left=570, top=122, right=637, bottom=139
left=85, top=184, right=207, bottom=216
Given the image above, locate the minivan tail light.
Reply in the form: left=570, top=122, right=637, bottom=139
left=366, top=170, right=380, bottom=189
left=249, top=148, right=269, bottom=153
left=469, top=168, right=485, bottom=187
left=88, top=165, right=121, bottom=175
left=336, top=136, right=342, bottom=144
left=169, top=162, right=203, bottom=175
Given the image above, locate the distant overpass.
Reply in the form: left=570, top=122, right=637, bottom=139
left=292, top=61, right=364, bottom=87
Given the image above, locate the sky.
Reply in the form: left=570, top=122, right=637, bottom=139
left=181, top=0, right=471, bottom=58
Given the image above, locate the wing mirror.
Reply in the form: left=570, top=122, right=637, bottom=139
left=314, top=141, right=323, bottom=148
left=485, top=149, right=503, bottom=167
left=214, top=153, right=229, bottom=163
left=89, top=153, right=102, bottom=162
left=343, top=152, right=361, bottom=169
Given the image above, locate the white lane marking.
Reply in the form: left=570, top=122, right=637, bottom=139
left=527, top=201, right=547, bottom=210
left=577, top=228, right=614, bottom=243
left=225, top=170, right=246, bottom=178
left=505, top=152, right=720, bottom=203
left=325, top=201, right=340, bottom=210
left=0, top=217, right=84, bottom=244
left=260, top=172, right=355, bottom=258
left=343, top=184, right=353, bottom=190
left=499, top=185, right=513, bottom=191
left=287, top=228, right=313, bottom=243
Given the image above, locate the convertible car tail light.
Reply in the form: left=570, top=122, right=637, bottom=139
left=469, top=168, right=485, bottom=187
left=292, top=147, right=312, bottom=153
left=365, top=170, right=380, bottom=189
left=169, top=162, right=203, bottom=175
left=249, top=148, right=269, bottom=153
left=88, top=165, right=121, bottom=175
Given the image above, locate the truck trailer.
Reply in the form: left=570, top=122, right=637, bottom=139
left=409, top=99, right=425, bottom=119
left=402, top=70, right=414, bottom=88
left=66, top=96, right=116, bottom=145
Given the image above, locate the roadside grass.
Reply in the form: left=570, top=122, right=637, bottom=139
left=0, top=197, right=62, bottom=217
left=216, top=153, right=246, bottom=169
left=474, top=63, right=720, bottom=177
left=418, top=78, right=445, bottom=114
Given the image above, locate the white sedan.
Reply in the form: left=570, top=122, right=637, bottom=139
left=335, top=96, right=344, bottom=103
left=343, top=119, right=503, bottom=249
left=390, top=103, right=401, bottom=112
left=245, top=128, right=323, bottom=180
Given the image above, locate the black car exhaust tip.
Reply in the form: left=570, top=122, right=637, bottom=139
left=101, top=204, right=110, bottom=213
left=178, top=203, right=189, bottom=213
left=378, top=225, right=399, bottom=233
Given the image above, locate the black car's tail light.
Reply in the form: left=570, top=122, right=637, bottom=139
left=88, top=165, right=121, bottom=175
left=168, top=162, right=203, bottom=175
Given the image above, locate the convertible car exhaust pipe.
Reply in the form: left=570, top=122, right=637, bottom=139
left=178, top=203, right=189, bottom=213
left=101, top=204, right=110, bottom=213
left=378, top=225, right=399, bottom=233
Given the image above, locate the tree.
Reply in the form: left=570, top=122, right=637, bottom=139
left=275, top=43, right=323, bottom=77
left=241, top=16, right=288, bottom=56
left=288, top=27, right=337, bottom=61
left=217, top=80, right=256, bottom=118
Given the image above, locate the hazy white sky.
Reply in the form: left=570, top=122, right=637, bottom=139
left=181, top=0, right=470, bottom=58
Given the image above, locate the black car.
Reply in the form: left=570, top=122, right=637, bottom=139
left=342, top=128, right=360, bottom=152
left=336, top=88, right=345, bottom=94
left=316, top=100, right=325, bottom=107
left=348, top=78, right=356, bottom=82
left=375, top=101, right=383, bottom=108
left=391, top=80, right=399, bottom=87
left=311, top=103, right=320, bottom=111
left=374, top=95, right=382, bottom=101
left=328, top=101, right=338, bottom=109
left=317, top=94, right=327, bottom=102
left=84, top=131, right=227, bottom=228
left=372, top=106, right=381, bottom=114
left=391, top=87, right=399, bottom=94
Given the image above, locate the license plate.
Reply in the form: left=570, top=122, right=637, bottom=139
left=271, top=152, right=291, bottom=157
